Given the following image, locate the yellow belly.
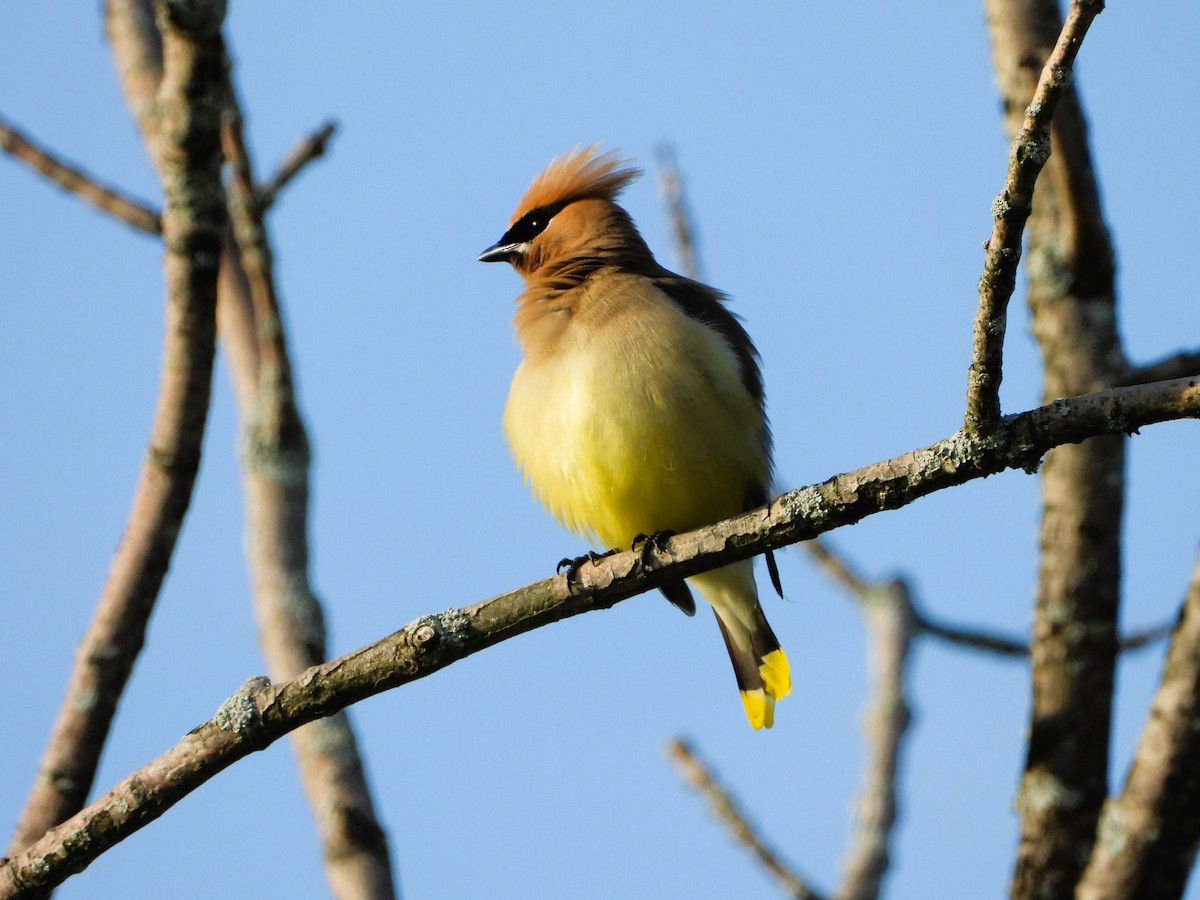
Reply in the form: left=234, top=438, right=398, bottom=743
left=503, top=295, right=765, bottom=549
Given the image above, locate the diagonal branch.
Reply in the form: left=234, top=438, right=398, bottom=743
left=0, top=112, right=335, bottom=239
left=257, top=120, right=337, bottom=211
left=0, top=114, right=161, bottom=234
left=5, top=0, right=226, bottom=858
left=0, top=375, right=1196, bottom=896
left=964, top=0, right=1105, bottom=433
left=667, top=739, right=822, bottom=900
left=1077, top=549, right=1200, bottom=899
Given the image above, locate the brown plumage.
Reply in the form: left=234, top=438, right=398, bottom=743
left=480, top=146, right=791, bottom=729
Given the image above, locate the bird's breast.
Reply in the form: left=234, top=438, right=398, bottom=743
left=503, top=288, right=765, bottom=549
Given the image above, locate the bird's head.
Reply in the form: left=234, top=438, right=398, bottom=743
left=479, top=146, right=645, bottom=278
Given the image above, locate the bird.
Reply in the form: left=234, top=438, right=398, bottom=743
left=479, top=146, right=790, bottom=729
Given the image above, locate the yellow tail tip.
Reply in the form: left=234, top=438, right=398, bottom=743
left=740, top=648, right=792, bottom=729
left=740, top=690, right=776, bottom=730
left=761, top=648, right=792, bottom=701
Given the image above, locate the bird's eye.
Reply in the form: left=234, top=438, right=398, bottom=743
left=506, top=202, right=566, bottom=245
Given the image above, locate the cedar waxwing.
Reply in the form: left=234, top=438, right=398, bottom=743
left=479, top=146, right=790, bottom=729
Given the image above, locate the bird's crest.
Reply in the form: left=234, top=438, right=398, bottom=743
left=510, top=145, right=641, bottom=226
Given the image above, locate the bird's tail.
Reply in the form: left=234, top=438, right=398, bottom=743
left=690, top=561, right=791, bottom=730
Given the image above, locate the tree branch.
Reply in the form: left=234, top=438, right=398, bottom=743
left=915, top=615, right=1170, bottom=659
left=1077, top=549, right=1200, bottom=898
left=667, top=739, right=822, bottom=900
left=218, top=50, right=397, bottom=899
left=965, top=0, right=1105, bottom=433
left=982, top=1, right=1125, bottom=895
left=834, top=580, right=914, bottom=900
left=0, top=114, right=161, bottom=234
left=1122, top=348, right=1200, bottom=388
left=808, top=540, right=1169, bottom=661
left=257, top=120, right=337, bottom=211
left=5, top=0, right=225, bottom=858
left=654, top=143, right=702, bottom=280
left=0, top=376, right=1195, bottom=896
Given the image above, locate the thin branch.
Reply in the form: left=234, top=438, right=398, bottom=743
left=964, top=0, right=1105, bottom=432
left=835, top=580, right=914, bottom=900
left=1122, top=349, right=1200, bottom=388
left=5, top=0, right=225, bottom=858
left=917, top=615, right=1026, bottom=657
left=801, top=542, right=910, bottom=900
left=803, top=538, right=875, bottom=598
left=667, top=739, right=822, bottom=900
left=654, top=143, right=702, bottom=280
left=915, top=614, right=1171, bottom=659
left=0, top=114, right=161, bottom=234
left=802, top=542, right=916, bottom=900
left=0, top=376, right=1196, bottom=896
left=218, top=51, right=397, bottom=898
left=1077, top=549, right=1200, bottom=899
left=809, top=537, right=1168, bottom=660
left=257, top=120, right=337, bottom=211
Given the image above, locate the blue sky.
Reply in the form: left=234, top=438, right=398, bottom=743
left=2, top=3, right=1199, bottom=898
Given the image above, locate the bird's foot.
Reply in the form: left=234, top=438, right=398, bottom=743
left=557, top=549, right=615, bottom=588
left=631, top=531, right=675, bottom=569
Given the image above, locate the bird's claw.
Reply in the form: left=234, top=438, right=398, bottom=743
left=557, top=549, right=613, bottom=588
left=631, top=531, right=675, bottom=569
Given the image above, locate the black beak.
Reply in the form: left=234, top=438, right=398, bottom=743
left=478, top=239, right=521, bottom=264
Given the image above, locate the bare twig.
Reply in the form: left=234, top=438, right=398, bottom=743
left=0, top=375, right=1196, bottom=896
left=1077, top=550, right=1200, bottom=899
left=810, top=536, right=1168, bottom=660
left=965, top=0, right=1106, bottom=432
left=1122, top=349, right=1200, bottom=387
left=802, top=541, right=914, bottom=900
left=667, top=739, right=822, bottom=900
left=5, top=0, right=226, bottom=858
left=0, top=115, right=161, bottom=234
left=654, top=144, right=702, bottom=280
left=803, top=539, right=874, bottom=598
left=257, top=120, right=337, bottom=210
left=916, top=614, right=1170, bottom=658
left=802, top=542, right=910, bottom=899
left=218, top=51, right=397, bottom=899
left=836, top=580, right=914, bottom=900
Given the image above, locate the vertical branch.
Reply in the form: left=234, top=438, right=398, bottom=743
left=218, top=48, right=397, bottom=900
left=834, top=580, right=913, bottom=900
left=964, top=0, right=1105, bottom=432
left=7, top=0, right=226, bottom=857
left=804, top=541, right=914, bottom=900
left=1077, top=550, right=1200, bottom=899
left=982, top=2, right=1125, bottom=897
left=654, top=144, right=702, bottom=281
